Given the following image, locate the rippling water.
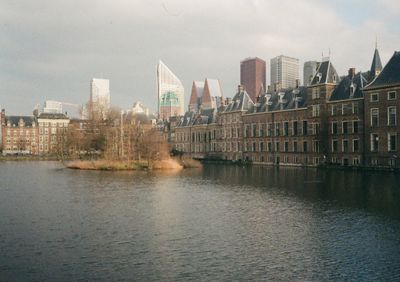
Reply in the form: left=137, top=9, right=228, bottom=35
left=1, top=162, right=400, bottom=281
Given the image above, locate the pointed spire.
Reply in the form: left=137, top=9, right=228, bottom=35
left=370, top=42, right=383, bottom=79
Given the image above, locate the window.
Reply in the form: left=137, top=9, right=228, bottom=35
left=353, top=139, right=359, bottom=152
left=275, top=123, right=280, bottom=136
left=352, top=102, right=359, bottom=114
left=314, top=123, right=320, bottom=135
left=258, top=123, right=263, bottom=137
left=342, top=121, right=348, bottom=134
left=267, top=142, right=272, bottom=152
left=332, top=122, right=338, bottom=134
left=293, top=141, right=298, bottom=152
left=388, top=133, right=397, bottom=151
left=312, top=104, right=320, bottom=117
left=343, top=140, right=349, bottom=152
left=302, top=121, right=308, bottom=135
left=303, top=141, right=308, bottom=152
left=332, top=140, right=338, bottom=152
left=283, top=122, right=289, bottom=136
left=260, top=142, right=264, bottom=152
left=388, top=91, right=397, bottom=100
left=267, top=123, right=272, bottom=137
left=371, top=93, right=379, bottom=102
left=312, top=88, right=320, bottom=99
left=252, top=124, right=257, bottom=137
left=275, top=142, right=280, bottom=152
left=371, top=109, right=379, bottom=127
left=331, top=105, right=336, bottom=116
left=278, top=141, right=286, bottom=153
left=371, top=133, right=379, bottom=152
left=244, top=125, right=249, bottom=137
left=353, top=121, right=359, bottom=133
left=313, top=140, right=320, bottom=152
left=292, top=121, right=298, bottom=136
left=353, top=158, right=360, bottom=165
left=388, top=107, right=397, bottom=126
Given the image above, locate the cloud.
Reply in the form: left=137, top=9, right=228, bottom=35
left=0, top=0, right=399, bottom=115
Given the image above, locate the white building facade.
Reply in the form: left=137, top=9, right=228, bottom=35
left=157, top=61, right=184, bottom=120
left=270, top=55, right=300, bottom=89
left=90, top=78, right=110, bottom=119
left=43, top=100, right=63, bottom=114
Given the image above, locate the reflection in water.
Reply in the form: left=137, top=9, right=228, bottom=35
left=0, top=162, right=399, bottom=281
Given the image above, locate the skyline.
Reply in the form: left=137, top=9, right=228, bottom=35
left=1, top=0, right=400, bottom=115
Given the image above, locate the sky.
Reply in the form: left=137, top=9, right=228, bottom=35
left=1, top=0, right=400, bottom=116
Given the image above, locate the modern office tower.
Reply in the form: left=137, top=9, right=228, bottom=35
left=240, top=57, right=266, bottom=102
left=90, top=78, right=110, bottom=119
left=270, top=55, right=299, bottom=90
left=303, top=61, right=320, bottom=86
left=157, top=60, right=185, bottom=120
left=43, top=100, right=63, bottom=114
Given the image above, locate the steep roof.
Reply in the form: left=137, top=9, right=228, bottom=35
left=310, top=59, right=339, bottom=85
left=250, top=87, right=307, bottom=113
left=329, top=72, right=367, bottom=101
left=5, top=116, right=36, bottom=127
left=370, top=48, right=383, bottom=76
left=366, top=51, right=400, bottom=89
left=176, top=107, right=217, bottom=127
left=223, top=88, right=254, bottom=113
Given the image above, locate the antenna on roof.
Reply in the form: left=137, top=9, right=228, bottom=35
left=375, top=34, right=378, bottom=49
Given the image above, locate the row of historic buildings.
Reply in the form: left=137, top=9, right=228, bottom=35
left=0, top=111, right=69, bottom=155
left=173, top=48, right=400, bottom=169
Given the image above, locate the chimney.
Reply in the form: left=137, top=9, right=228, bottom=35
left=238, top=85, right=244, bottom=93
left=348, top=68, right=356, bottom=78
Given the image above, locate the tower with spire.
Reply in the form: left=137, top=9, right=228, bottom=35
left=369, top=39, right=383, bottom=81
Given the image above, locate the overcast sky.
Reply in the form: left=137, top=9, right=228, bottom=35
left=1, top=0, right=400, bottom=116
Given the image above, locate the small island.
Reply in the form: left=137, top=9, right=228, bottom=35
left=65, top=158, right=201, bottom=171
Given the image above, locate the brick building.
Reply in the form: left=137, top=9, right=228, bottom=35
left=173, top=48, right=400, bottom=169
left=364, top=51, right=400, bottom=168
left=240, top=57, right=266, bottom=103
left=1, top=113, right=38, bottom=155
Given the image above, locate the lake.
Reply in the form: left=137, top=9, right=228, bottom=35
left=1, top=162, right=400, bottom=281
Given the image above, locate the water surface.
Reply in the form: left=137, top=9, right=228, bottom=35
left=1, top=162, right=400, bottom=281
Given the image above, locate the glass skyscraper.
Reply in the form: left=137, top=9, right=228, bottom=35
left=157, top=61, right=184, bottom=120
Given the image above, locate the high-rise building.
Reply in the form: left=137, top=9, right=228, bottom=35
left=240, top=57, right=266, bottom=102
left=90, top=78, right=110, bottom=119
left=43, top=100, right=63, bottom=114
left=157, top=60, right=184, bottom=120
left=188, top=78, right=223, bottom=112
left=270, top=55, right=299, bottom=90
left=303, top=61, right=320, bottom=86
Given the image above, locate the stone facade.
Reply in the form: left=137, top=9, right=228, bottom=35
left=37, top=113, right=70, bottom=155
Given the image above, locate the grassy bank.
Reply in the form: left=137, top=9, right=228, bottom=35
left=65, top=158, right=202, bottom=171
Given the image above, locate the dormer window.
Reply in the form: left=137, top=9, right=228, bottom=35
left=316, top=73, right=322, bottom=83
left=333, top=74, right=337, bottom=83
left=349, top=83, right=355, bottom=97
